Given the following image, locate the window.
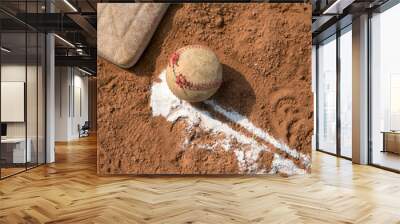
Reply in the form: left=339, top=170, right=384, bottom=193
left=316, top=25, right=353, bottom=159
left=339, top=27, right=352, bottom=158
left=0, top=1, right=46, bottom=179
left=317, top=35, right=337, bottom=154
left=370, top=3, right=400, bottom=171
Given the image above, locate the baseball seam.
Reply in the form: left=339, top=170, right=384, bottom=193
left=176, top=74, right=222, bottom=90
left=170, top=45, right=222, bottom=91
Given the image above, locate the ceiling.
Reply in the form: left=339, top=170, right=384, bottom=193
left=1, top=0, right=397, bottom=73
left=1, top=31, right=46, bottom=64
left=312, top=0, right=392, bottom=43
left=0, top=0, right=97, bottom=74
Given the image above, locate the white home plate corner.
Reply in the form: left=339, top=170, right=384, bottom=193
left=150, top=70, right=310, bottom=175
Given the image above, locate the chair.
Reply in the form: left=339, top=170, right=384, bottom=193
left=79, top=121, right=90, bottom=138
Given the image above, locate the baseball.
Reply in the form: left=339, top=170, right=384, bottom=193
left=166, top=45, right=223, bottom=102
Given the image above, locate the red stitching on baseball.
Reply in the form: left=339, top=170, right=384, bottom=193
left=175, top=74, right=190, bottom=89
left=175, top=74, right=222, bottom=91
left=169, top=52, right=180, bottom=66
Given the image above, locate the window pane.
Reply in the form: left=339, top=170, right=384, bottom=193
left=27, top=31, right=38, bottom=169
left=38, top=32, right=46, bottom=165
left=340, top=28, right=352, bottom=158
left=318, top=36, right=337, bottom=154
left=0, top=0, right=46, bottom=179
left=26, top=0, right=39, bottom=169
left=1, top=31, right=27, bottom=177
left=371, top=3, right=400, bottom=171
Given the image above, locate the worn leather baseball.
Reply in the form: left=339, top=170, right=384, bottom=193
left=166, top=45, right=223, bottom=102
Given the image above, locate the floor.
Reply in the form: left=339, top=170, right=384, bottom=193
left=0, top=167, right=25, bottom=178
left=372, top=150, right=400, bottom=171
left=0, top=136, right=400, bottom=223
left=1, top=163, right=42, bottom=178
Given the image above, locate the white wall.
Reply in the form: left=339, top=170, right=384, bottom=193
left=55, top=66, right=89, bottom=141
left=71, top=73, right=89, bottom=138
left=1, top=65, right=26, bottom=138
left=1, top=65, right=38, bottom=137
left=55, top=66, right=70, bottom=141
left=1, top=82, right=25, bottom=122
left=1, top=64, right=25, bottom=81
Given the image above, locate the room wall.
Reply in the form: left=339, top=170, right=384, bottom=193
left=73, top=72, right=89, bottom=137
left=55, top=66, right=70, bottom=141
left=97, top=3, right=313, bottom=176
left=1, top=65, right=25, bottom=138
left=55, top=67, right=89, bottom=141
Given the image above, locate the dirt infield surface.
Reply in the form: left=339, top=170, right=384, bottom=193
left=97, top=3, right=312, bottom=175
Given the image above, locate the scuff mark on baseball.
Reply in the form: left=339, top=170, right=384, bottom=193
left=166, top=45, right=223, bottom=102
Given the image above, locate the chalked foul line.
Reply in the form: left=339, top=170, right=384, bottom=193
left=151, top=70, right=309, bottom=175
left=203, top=100, right=311, bottom=168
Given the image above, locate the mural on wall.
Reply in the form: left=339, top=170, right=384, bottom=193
left=97, top=3, right=313, bottom=176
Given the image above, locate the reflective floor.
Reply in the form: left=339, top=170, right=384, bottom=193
left=0, top=135, right=400, bottom=223
left=372, top=150, right=400, bottom=171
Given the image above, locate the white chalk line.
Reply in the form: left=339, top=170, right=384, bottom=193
left=204, top=100, right=311, bottom=167
left=150, top=70, right=308, bottom=175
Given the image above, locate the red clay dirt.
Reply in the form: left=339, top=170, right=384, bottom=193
left=97, top=3, right=313, bottom=175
